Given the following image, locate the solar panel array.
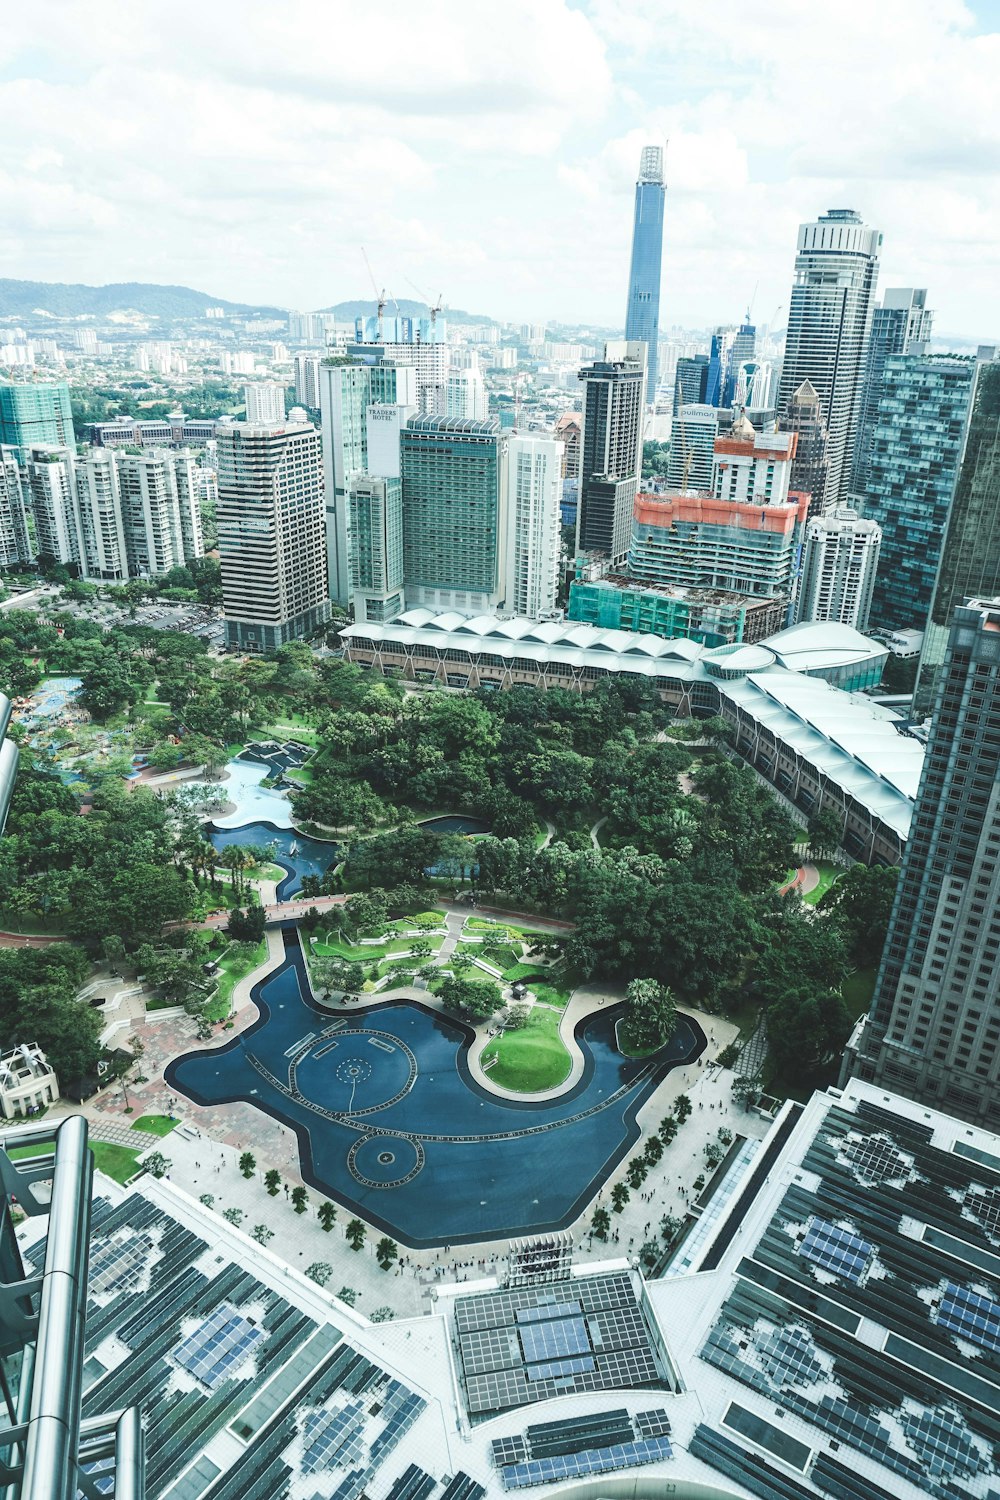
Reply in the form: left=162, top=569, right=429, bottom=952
left=300, top=1400, right=367, bottom=1475
left=172, top=1303, right=265, bottom=1390
left=937, top=1283, right=1000, bottom=1355
left=499, top=1436, right=673, bottom=1489
left=799, top=1217, right=873, bottom=1283
left=899, top=1405, right=986, bottom=1481
left=454, top=1273, right=663, bottom=1417
left=88, top=1233, right=155, bottom=1299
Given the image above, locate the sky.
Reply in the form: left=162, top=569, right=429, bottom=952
left=1, top=0, right=998, bottom=336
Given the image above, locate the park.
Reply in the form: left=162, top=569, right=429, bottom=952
left=0, top=596, right=899, bottom=1263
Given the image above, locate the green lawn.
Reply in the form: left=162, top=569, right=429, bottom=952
left=802, top=861, right=844, bottom=905
left=480, top=1004, right=571, bottom=1092
left=208, top=936, right=269, bottom=1020
left=455, top=940, right=520, bottom=970
left=131, top=1114, right=177, bottom=1137
left=841, top=965, right=877, bottom=1013
left=7, top=1141, right=142, bottom=1183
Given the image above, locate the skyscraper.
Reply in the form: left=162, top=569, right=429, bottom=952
left=293, top=353, right=321, bottom=408
left=0, top=381, right=74, bottom=461
left=216, top=420, right=331, bottom=652
left=24, top=445, right=79, bottom=565
left=847, top=596, right=1000, bottom=1126
left=400, top=416, right=507, bottom=614
left=777, top=379, right=830, bottom=517
left=665, top=404, right=719, bottom=491
left=73, top=449, right=128, bottom=581
left=0, top=447, right=30, bottom=567
left=851, top=288, right=933, bottom=498
left=243, top=381, right=286, bottom=425
left=624, top=145, right=666, bottom=404
left=576, top=342, right=645, bottom=563
left=863, top=355, right=978, bottom=632
left=723, top=319, right=757, bottom=406
left=504, top=434, right=562, bottom=618
left=672, top=354, right=708, bottom=415
left=446, top=367, right=488, bottom=421
left=115, top=449, right=203, bottom=578
left=794, top=506, right=882, bottom=630
left=349, top=475, right=404, bottom=623
left=777, top=209, right=882, bottom=508
left=917, top=359, right=1000, bottom=706
left=319, top=358, right=417, bottom=607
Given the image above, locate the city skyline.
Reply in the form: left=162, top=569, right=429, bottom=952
left=1, top=2, right=998, bottom=335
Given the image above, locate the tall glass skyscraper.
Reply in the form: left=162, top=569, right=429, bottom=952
left=863, top=355, right=977, bottom=632
left=917, top=359, right=1000, bottom=706
left=851, top=288, right=933, bottom=498
left=848, top=595, right=1000, bottom=1126
left=624, top=145, right=666, bottom=405
left=777, top=209, right=881, bottom=509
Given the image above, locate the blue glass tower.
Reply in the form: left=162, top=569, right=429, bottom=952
left=624, top=145, right=666, bottom=405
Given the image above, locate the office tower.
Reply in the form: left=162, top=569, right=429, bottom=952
left=400, top=416, right=507, bottom=613
left=795, top=506, right=882, bottom=629
left=319, top=358, right=417, bottom=606
left=293, top=353, right=321, bottom=408
left=851, top=288, right=933, bottom=497
left=0, top=381, right=74, bottom=461
left=554, top=412, right=582, bottom=480
left=576, top=342, right=645, bottom=562
left=777, top=378, right=830, bottom=516
left=504, top=435, right=562, bottom=617
left=672, top=354, right=709, bottom=414
left=446, top=367, right=488, bottom=421
left=216, top=420, right=331, bottom=651
left=73, top=449, right=128, bottom=580
left=624, top=144, right=666, bottom=403
left=349, top=475, right=404, bottom=623
left=777, top=209, right=882, bottom=508
left=848, top=596, right=1000, bottom=1125
left=864, top=355, right=978, bottom=632
left=115, top=450, right=203, bottom=578
left=0, top=447, right=30, bottom=566
left=917, top=359, right=1000, bottom=705
left=665, top=404, right=719, bottom=490
left=25, top=445, right=80, bottom=565
left=705, top=326, right=736, bottom=407
left=243, top=381, right=286, bottom=425
left=723, top=319, right=756, bottom=406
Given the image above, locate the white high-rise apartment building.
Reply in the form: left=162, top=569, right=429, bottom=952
left=116, top=450, right=203, bottom=578
left=0, top=446, right=30, bottom=566
left=73, top=450, right=128, bottom=580
left=349, top=341, right=448, bottom=415
left=216, top=421, right=331, bottom=652
left=446, top=367, right=488, bottom=421
left=293, top=354, right=321, bottom=408
left=777, top=209, right=882, bottom=509
left=795, top=504, right=882, bottom=629
left=504, top=435, right=563, bottom=618
left=243, top=382, right=286, bottom=425
left=25, top=446, right=80, bottom=565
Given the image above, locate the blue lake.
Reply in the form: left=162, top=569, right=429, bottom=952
left=166, top=930, right=705, bottom=1247
left=207, top=821, right=338, bottom=899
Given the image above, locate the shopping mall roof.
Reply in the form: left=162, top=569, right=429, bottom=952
left=646, top=1078, right=1000, bottom=1500
left=766, top=620, right=892, bottom=675
left=722, top=671, right=923, bottom=838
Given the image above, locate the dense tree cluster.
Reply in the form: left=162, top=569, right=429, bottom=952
left=0, top=946, right=100, bottom=1084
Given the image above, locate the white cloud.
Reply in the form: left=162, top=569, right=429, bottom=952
left=0, top=0, right=996, bottom=333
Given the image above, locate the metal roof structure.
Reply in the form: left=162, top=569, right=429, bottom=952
left=343, top=611, right=921, bottom=840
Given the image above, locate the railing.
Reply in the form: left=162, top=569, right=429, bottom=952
left=0, top=1114, right=145, bottom=1500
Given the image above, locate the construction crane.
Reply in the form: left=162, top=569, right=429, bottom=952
left=405, top=277, right=445, bottom=332
left=360, top=246, right=386, bottom=339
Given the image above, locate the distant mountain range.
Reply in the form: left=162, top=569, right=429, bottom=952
left=0, top=279, right=286, bottom=320
left=0, top=279, right=497, bottom=326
